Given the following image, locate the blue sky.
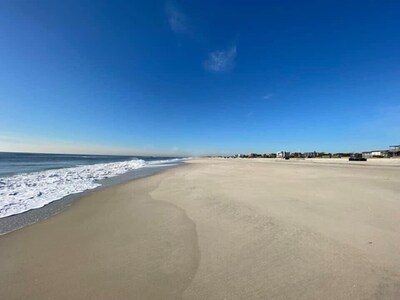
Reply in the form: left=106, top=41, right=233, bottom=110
left=0, top=0, right=399, bottom=155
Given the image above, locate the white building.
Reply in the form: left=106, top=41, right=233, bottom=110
left=276, top=151, right=290, bottom=159
left=362, top=150, right=388, bottom=158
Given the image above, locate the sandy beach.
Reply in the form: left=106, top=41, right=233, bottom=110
left=1, top=158, right=400, bottom=299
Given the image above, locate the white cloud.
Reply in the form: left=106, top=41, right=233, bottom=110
left=263, top=94, right=273, bottom=100
left=203, top=46, right=237, bottom=73
left=166, top=3, right=188, bottom=34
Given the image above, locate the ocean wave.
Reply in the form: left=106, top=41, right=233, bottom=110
left=146, top=158, right=185, bottom=165
left=0, top=158, right=181, bottom=218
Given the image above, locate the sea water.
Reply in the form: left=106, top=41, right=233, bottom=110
left=0, top=152, right=185, bottom=219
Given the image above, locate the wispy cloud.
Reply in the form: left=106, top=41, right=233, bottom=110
left=203, top=46, right=237, bottom=73
left=166, top=2, right=188, bottom=34
left=263, top=94, right=273, bottom=100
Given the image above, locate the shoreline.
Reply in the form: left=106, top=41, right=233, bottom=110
left=0, top=162, right=183, bottom=235
left=1, top=158, right=400, bottom=299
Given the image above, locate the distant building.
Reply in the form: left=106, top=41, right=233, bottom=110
left=303, top=151, right=317, bottom=158
left=389, top=145, right=400, bottom=157
left=362, top=150, right=388, bottom=158
left=276, top=151, right=290, bottom=159
left=291, top=152, right=303, bottom=158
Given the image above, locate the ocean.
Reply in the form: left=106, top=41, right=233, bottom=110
left=0, top=152, right=185, bottom=232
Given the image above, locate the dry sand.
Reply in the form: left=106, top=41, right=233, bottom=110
left=1, top=158, right=400, bottom=299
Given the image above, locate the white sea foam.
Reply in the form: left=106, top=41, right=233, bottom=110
left=0, top=158, right=181, bottom=218
left=146, top=158, right=184, bottom=166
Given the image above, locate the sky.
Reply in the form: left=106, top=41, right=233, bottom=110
left=0, top=0, right=399, bottom=156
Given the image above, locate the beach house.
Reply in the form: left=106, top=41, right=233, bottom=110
left=276, top=151, right=290, bottom=159
left=362, top=150, right=389, bottom=158
left=389, top=145, right=400, bottom=157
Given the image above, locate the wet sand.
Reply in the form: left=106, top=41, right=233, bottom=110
left=1, top=158, right=400, bottom=299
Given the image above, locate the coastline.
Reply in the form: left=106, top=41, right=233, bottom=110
left=1, top=158, right=400, bottom=299
left=0, top=162, right=183, bottom=235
